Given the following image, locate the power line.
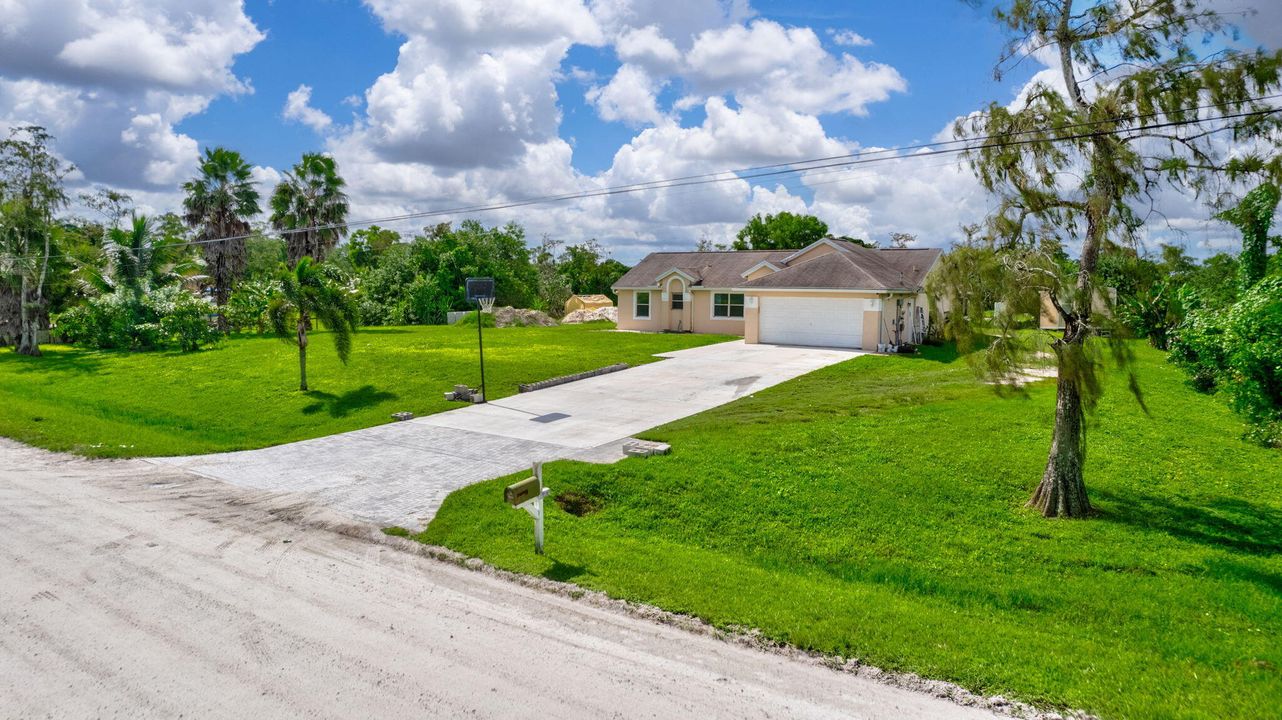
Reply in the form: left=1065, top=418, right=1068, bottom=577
left=4, top=96, right=1281, bottom=262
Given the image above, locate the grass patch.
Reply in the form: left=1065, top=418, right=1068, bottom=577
left=412, top=343, right=1282, bottom=720
left=0, top=323, right=732, bottom=457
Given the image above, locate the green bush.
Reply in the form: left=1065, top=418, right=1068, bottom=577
left=1168, top=306, right=1230, bottom=392
left=1171, top=276, right=1282, bottom=446
left=1222, top=276, right=1282, bottom=445
left=55, top=286, right=217, bottom=351
left=55, top=291, right=134, bottom=349
left=225, top=278, right=278, bottom=334
left=454, top=310, right=495, bottom=328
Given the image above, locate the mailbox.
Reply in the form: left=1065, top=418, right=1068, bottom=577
left=504, top=476, right=541, bottom=506
left=504, top=463, right=550, bottom=554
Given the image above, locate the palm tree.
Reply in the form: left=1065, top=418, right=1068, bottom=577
left=182, top=148, right=260, bottom=332
left=270, top=153, right=349, bottom=267
left=268, top=256, right=358, bottom=391
left=77, top=214, right=199, bottom=298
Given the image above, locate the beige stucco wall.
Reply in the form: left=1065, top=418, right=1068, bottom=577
left=692, top=290, right=746, bottom=335
left=743, top=265, right=776, bottom=281
left=619, top=286, right=930, bottom=350
left=663, top=276, right=694, bottom=332
left=862, top=310, right=881, bottom=350
left=788, top=243, right=837, bottom=264
left=1039, top=288, right=1116, bottom=329
left=615, top=289, right=664, bottom=332
left=744, top=300, right=760, bottom=343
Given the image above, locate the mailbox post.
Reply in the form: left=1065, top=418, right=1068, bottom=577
left=504, top=462, right=550, bottom=554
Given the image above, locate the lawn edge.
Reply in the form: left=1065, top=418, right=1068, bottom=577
left=375, top=528, right=1095, bottom=720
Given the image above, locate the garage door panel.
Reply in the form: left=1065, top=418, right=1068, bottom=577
left=759, top=297, right=863, bottom=348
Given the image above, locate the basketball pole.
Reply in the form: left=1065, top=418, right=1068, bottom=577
left=476, top=301, right=487, bottom=403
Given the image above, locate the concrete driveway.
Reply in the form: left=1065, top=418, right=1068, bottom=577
left=151, top=341, right=862, bottom=528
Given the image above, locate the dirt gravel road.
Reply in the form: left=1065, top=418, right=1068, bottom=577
left=0, top=440, right=1002, bottom=719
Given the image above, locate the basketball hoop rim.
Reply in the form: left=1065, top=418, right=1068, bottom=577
left=478, top=297, right=496, bottom=313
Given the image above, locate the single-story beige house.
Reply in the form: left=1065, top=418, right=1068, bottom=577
left=565, top=294, right=615, bottom=314
left=612, top=238, right=942, bottom=350
left=1038, top=289, right=1117, bottom=330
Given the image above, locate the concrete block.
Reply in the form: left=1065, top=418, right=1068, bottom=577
left=622, top=439, right=671, bottom=458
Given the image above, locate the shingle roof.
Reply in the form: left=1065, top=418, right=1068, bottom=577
left=612, top=250, right=792, bottom=288
left=744, top=244, right=941, bottom=290
left=612, top=241, right=941, bottom=291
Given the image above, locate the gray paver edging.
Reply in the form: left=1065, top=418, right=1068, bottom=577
left=518, top=363, right=629, bottom=393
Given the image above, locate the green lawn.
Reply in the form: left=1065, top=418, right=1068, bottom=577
left=413, top=343, right=1282, bottom=720
left=0, top=322, right=732, bottom=457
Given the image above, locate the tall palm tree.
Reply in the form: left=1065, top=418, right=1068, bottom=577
left=270, top=153, right=349, bottom=267
left=268, top=256, right=358, bottom=391
left=182, top=148, right=259, bottom=332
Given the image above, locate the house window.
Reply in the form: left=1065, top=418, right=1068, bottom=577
left=671, top=293, right=684, bottom=310
left=635, top=291, right=651, bottom=319
left=713, top=293, right=745, bottom=318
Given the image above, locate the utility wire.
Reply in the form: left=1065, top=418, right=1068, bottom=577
left=4, top=96, right=1281, bottom=263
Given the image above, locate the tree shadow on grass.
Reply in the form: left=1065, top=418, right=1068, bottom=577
left=544, top=559, right=588, bottom=583
left=302, top=385, right=399, bottom=418
left=2, top=348, right=106, bottom=375
left=906, top=343, right=962, bottom=364
left=1093, top=488, right=1282, bottom=556
left=345, top=327, right=413, bottom=335
left=1201, top=558, right=1282, bottom=595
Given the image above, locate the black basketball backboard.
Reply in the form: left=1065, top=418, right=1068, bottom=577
left=466, top=277, right=495, bottom=302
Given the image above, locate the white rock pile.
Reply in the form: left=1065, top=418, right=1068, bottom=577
left=561, top=306, right=618, bottom=324
left=492, top=306, right=558, bottom=328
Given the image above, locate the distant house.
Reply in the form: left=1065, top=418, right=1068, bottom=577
left=611, top=238, right=942, bottom=350
left=565, top=294, right=614, bottom=314
left=1038, top=288, right=1117, bottom=330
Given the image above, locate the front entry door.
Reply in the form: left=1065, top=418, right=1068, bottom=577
left=667, top=280, right=688, bottom=331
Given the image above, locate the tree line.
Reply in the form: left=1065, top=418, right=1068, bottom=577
left=0, top=137, right=630, bottom=389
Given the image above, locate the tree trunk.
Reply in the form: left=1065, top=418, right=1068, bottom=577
left=297, top=314, right=309, bottom=392
left=16, top=274, right=41, bottom=357
left=1028, top=341, right=1091, bottom=517
left=0, top=282, right=19, bottom=347
left=213, top=249, right=231, bottom=334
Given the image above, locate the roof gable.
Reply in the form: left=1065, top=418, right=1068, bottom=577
left=741, top=245, right=941, bottom=290
left=780, top=238, right=847, bottom=266
left=612, top=250, right=791, bottom=289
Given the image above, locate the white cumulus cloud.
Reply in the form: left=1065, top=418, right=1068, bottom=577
left=283, top=84, right=334, bottom=133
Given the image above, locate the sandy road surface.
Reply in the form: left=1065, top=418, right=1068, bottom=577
left=0, top=440, right=1002, bottom=719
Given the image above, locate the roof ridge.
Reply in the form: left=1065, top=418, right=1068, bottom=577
left=829, top=247, right=883, bottom=286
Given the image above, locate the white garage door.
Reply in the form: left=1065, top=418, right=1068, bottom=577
left=759, top=296, right=864, bottom=348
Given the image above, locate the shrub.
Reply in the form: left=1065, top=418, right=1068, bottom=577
left=454, top=310, right=495, bottom=328
left=55, top=286, right=217, bottom=351
left=55, top=291, right=135, bottom=349
left=1222, top=276, right=1282, bottom=444
left=151, top=286, right=220, bottom=351
left=225, top=278, right=278, bottom=334
left=1171, top=276, right=1282, bottom=446
left=1168, top=306, right=1230, bottom=392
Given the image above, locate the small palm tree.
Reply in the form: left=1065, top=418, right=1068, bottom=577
left=182, top=148, right=260, bottom=332
left=77, top=215, right=198, bottom=298
left=268, top=257, right=358, bottom=391
left=270, top=154, right=349, bottom=267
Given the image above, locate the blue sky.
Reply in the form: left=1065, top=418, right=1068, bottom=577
left=181, top=0, right=1033, bottom=179
left=1, top=0, right=1278, bottom=260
